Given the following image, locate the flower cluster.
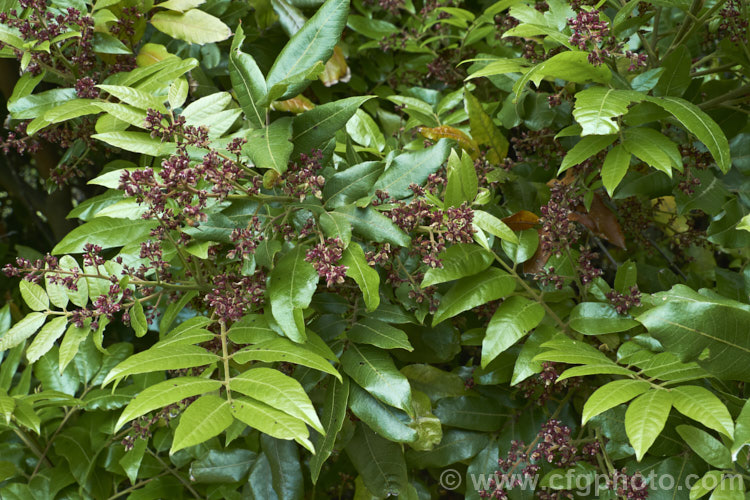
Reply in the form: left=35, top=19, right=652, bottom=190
left=518, top=362, right=581, bottom=405
left=539, top=182, right=582, bottom=258
left=282, top=150, right=325, bottom=201
left=305, top=238, right=348, bottom=287
left=568, top=10, right=618, bottom=66
left=606, top=285, right=642, bottom=314
left=717, top=0, right=748, bottom=45
left=606, top=468, right=649, bottom=500
left=204, top=272, right=267, bottom=322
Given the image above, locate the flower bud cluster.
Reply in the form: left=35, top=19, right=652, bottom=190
left=518, top=362, right=581, bottom=405
left=568, top=10, right=619, bottom=66
left=282, top=150, right=325, bottom=201
left=305, top=238, right=348, bottom=287
left=606, top=286, right=642, bottom=314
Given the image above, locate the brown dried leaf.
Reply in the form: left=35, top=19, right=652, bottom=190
left=417, top=125, right=480, bottom=159
left=319, top=46, right=351, bottom=87
left=501, top=210, right=540, bottom=232
left=271, top=95, right=316, bottom=114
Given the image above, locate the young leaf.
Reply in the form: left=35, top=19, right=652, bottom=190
left=671, top=385, right=734, bottom=438
left=53, top=217, right=158, bottom=254
left=432, top=267, right=514, bottom=325
left=230, top=23, right=266, bottom=129
left=625, top=390, right=673, bottom=461
left=346, top=109, right=385, bottom=151
left=572, top=88, right=643, bottom=136
left=341, top=344, right=413, bottom=415
left=444, top=149, right=478, bottom=207
left=622, top=127, right=682, bottom=176
left=150, top=9, right=231, bottom=44
left=20, top=281, right=49, bottom=312
left=558, top=134, right=617, bottom=174
left=473, top=210, right=519, bottom=244
left=102, top=345, right=219, bottom=386
left=582, top=379, right=650, bottom=424
left=481, top=296, right=544, bottom=368
left=266, top=0, right=350, bottom=100
left=58, top=323, right=90, bottom=373
left=231, top=396, right=314, bottom=452
left=171, top=395, right=233, bottom=454
left=231, top=337, right=341, bottom=380
left=0, top=313, right=47, bottom=352
left=268, top=246, right=319, bottom=342
left=341, top=243, right=380, bottom=312
left=26, top=316, right=67, bottom=363
left=601, top=144, right=631, bottom=196
left=229, top=367, right=324, bottom=433
left=116, top=377, right=223, bottom=431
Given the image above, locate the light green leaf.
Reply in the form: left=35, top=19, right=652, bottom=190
left=130, top=300, right=148, bottom=338
left=151, top=9, right=231, bottom=44
left=569, top=302, right=640, bottom=335
left=709, top=476, right=744, bottom=500
left=334, top=206, right=411, bottom=247
left=58, top=323, right=90, bottom=373
left=690, top=470, right=723, bottom=500
left=625, top=389, right=673, bottom=461
left=445, top=149, right=478, bottom=207
left=346, top=109, right=385, bottom=152
left=601, top=144, right=631, bottom=196
left=732, top=399, right=750, bottom=459
left=622, top=127, right=682, bottom=176
left=513, top=51, right=612, bottom=101
left=0, top=389, right=15, bottom=424
left=116, top=377, right=223, bottom=431
left=171, top=395, right=233, bottom=454
left=432, top=267, right=513, bottom=325
left=168, top=77, right=188, bottom=109
left=26, top=316, right=67, bottom=363
left=645, top=96, right=730, bottom=173
left=582, top=379, right=650, bottom=424
left=0, top=313, right=47, bottom=352
left=323, top=161, right=384, bottom=209
left=52, top=217, right=158, bottom=255
left=481, top=296, right=544, bottom=368
left=231, top=337, right=341, bottom=380
left=266, top=0, right=350, bottom=100
left=473, top=210, right=518, bottom=244
left=91, top=131, right=176, bottom=156
left=97, top=84, right=166, bottom=111
left=573, top=88, right=643, bottom=136
left=231, top=396, right=313, bottom=452
left=341, top=243, right=380, bottom=312
left=230, top=367, right=324, bottom=433
left=671, top=385, right=733, bottom=438
left=558, top=134, right=616, bottom=174
left=268, top=246, right=318, bottom=342
left=341, top=344, right=413, bottom=415
left=464, top=89, right=509, bottom=162
left=230, top=24, right=266, bottom=129
left=20, top=281, right=49, bottom=312
left=102, top=345, right=219, bottom=386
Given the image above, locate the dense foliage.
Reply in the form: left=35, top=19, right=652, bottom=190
left=0, top=0, right=749, bottom=498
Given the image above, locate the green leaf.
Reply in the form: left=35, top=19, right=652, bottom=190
left=481, top=296, right=544, bottom=368
left=373, top=139, right=451, bottom=199
left=102, top=345, right=219, bottom=386
left=558, top=134, right=616, bottom=174
left=473, top=210, right=518, bottom=244
left=168, top=77, right=188, bottom=109
left=261, top=434, right=303, bottom=499
left=434, top=395, right=509, bottom=431
left=26, top=316, right=67, bottom=363
left=190, top=448, right=256, bottom=484
left=346, top=109, right=385, bottom=151
left=231, top=396, right=313, bottom=452
left=171, top=395, right=233, bottom=454
left=159, top=291, right=198, bottom=335
left=246, top=117, right=294, bottom=173
left=644, top=96, right=731, bottom=173
left=266, top=0, right=350, bottom=99
left=622, top=127, right=682, bottom=176
left=654, top=45, right=691, bottom=97
left=119, top=439, right=147, bottom=484
left=334, top=206, right=411, bottom=247
left=637, top=298, right=750, bottom=381
left=341, top=243, right=380, bottom=311
left=732, top=399, right=750, bottom=459
left=341, top=344, right=413, bottom=415
left=227, top=314, right=278, bottom=344
left=151, top=9, right=231, bottom=44
left=268, top=246, right=319, bottom=342
left=20, top=281, right=49, bottom=312
left=230, top=367, right=323, bottom=433
left=59, top=256, right=88, bottom=307
left=53, top=217, right=157, bottom=255
left=0, top=313, right=46, bottom=352
left=573, top=88, right=643, bottom=136
left=310, top=377, right=349, bottom=483
left=292, top=96, right=373, bottom=155
left=510, top=325, right=556, bottom=385
left=130, top=300, right=148, bottom=338
left=409, top=390, right=442, bottom=451
left=710, top=476, right=744, bottom=500
left=115, top=377, right=222, bottom=431
left=154, top=316, right=214, bottom=348
left=569, top=302, right=640, bottom=335
left=347, top=318, right=412, bottom=351
left=671, top=385, right=733, bottom=438
left=230, top=24, right=266, bottom=129
left=406, top=429, right=486, bottom=468
left=97, top=85, right=166, bottom=111
left=323, top=161, right=384, bottom=209
left=582, top=379, right=650, bottom=424
left=513, top=51, right=612, bottom=101
left=421, top=244, right=493, bottom=287
left=91, top=131, right=176, bottom=156
left=501, top=229, right=538, bottom=264
left=231, top=337, right=341, bottom=380
left=601, top=144, right=631, bottom=196
left=0, top=389, right=15, bottom=424
left=346, top=423, right=408, bottom=496
left=8, top=88, right=76, bottom=120
left=690, top=470, right=723, bottom=500
left=58, top=323, right=90, bottom=373
left=445, top=149, right=478, bottom=207
left=319, top=210, right=352, bottom=247
left=624, top=390, right=673, bottom=461
left=34, top=347, right=80, bottom=395
left=348, top=383, right=416, bottom=443
left=675, top=425, right=732, bottom=469
left=432, top=267, right=514, bottom=325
